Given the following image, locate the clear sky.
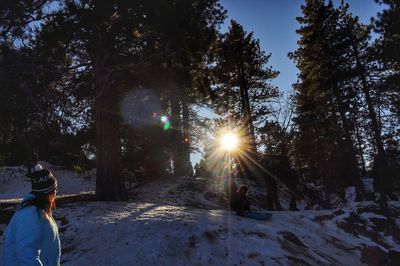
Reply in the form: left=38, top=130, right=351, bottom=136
left=219, top=0, right=384, bottom=94
left=190, top=0, right=384, bottom=166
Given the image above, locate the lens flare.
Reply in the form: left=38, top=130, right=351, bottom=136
left=120, top=88, right=160, bottom=130
left=160, top=115, right=169, bottom=123
left=220, top=132, right=238, bottom=151
left=163, top=121, right=171, bottom=130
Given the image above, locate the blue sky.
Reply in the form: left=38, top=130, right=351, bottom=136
left=219, top=0, right=384, bottom=94
left=190, top=0, right=384, bottom=166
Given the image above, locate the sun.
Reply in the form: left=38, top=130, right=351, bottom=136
left=220, top=132, right=239, bottom=152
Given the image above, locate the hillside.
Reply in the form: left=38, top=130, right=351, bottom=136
left=1, top=166, right=400, bottom=265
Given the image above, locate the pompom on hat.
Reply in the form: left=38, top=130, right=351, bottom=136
left=34, top=164, right=43, bottom=172
left=31, top=164, right=57, bottom=194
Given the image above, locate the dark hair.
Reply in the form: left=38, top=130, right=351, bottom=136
left=20, top=192, right=56, bottom=215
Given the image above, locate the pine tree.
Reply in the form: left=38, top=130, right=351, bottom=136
left=23, top=0, right=226, bottom=200
left=0, top=2, right=88, bottom=167
left=289, top=0, right=364, bottom=196
left=213, top=20, right=279, bottom=179
left=339, top=2, right=399, bottom=201
left=374, top=0, right=400, bottom=119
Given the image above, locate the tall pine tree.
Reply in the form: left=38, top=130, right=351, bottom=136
left=290, top=0, right=363, bottom=196
left=213, top=20, right=279, bottom=179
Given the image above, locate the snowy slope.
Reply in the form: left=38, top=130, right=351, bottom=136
left=1, top=174, right=400, bottom=265
left=52, top=201, right=400, bottom=266
left=0, top=162, right=95, bottom=200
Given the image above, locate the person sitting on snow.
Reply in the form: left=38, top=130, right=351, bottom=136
left=229, top=185, right=251, bottom=216
left=2, top=164, right=61, bottom=266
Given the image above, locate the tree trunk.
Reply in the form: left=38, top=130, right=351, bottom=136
left=353, top=45, right=388, bottom=200
left=237, top=66, right=258, bottom=180
left=353, top=45, right=386, bottom=159
left=182, top=100, right=193, bottom=176
left=94, top=56, right=126, bottom=201
left=238, top=67, right=257, bottom=153
left=266, top=178, right=282, bottom=211
left=354, top=115, right=367, bottom=177
left=243, top=86, right=257, bottom=150
left=170, top=97, right=185, bottom=176
left=333, top=85, right=363, bottom=197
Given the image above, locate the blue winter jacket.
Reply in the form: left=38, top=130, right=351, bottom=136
left=2, top=193, right=61, bottom=266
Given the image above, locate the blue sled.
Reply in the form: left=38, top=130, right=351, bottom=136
left=243, top=211, right=273, bottom=220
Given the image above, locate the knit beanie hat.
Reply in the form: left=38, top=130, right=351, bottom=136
left=31, top=164, right=58, bottom=194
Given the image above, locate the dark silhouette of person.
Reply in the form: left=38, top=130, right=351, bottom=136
left=229, top=185, right=251, bottom=216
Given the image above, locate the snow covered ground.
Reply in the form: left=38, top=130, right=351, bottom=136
left=0, top=162, right=95, bottom=200
left=1, top=169, right=400, bottom=265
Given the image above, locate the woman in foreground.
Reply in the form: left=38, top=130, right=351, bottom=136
left=2, top=164, right=61, bottom=266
